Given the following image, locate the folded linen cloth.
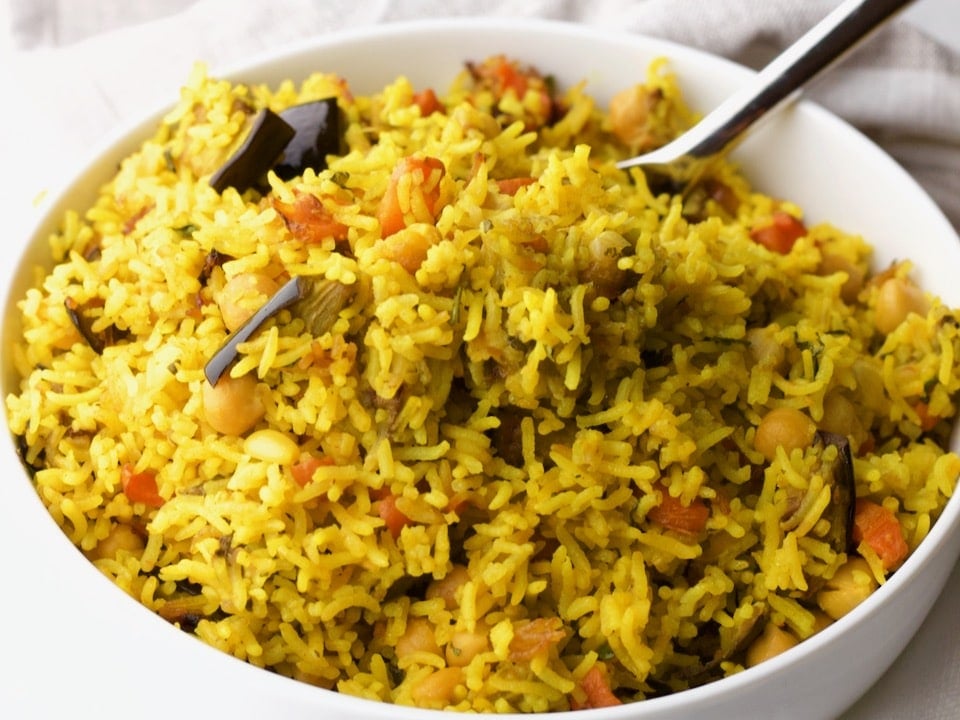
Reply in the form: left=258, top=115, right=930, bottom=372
left=3, top=2, right=959, bottom=719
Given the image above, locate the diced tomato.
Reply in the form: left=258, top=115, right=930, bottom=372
left=120, top=464, right=164, bottom=508
left=377, top=155, right=446, bottom=238
left=412, top=88, right=442, bottom=116
left=291, top=453, right=334, bottom=487
left=572, top=664, right=622, bottom=709
left=377, top=492, right=412, bottom=538
left=273, top=192, right=349, bottom=245
left=647, top=483, right=709, bottom=535
left=467, top=55, right=555, bottom=130
left=508, top=617, right=566, bottom=662
left=495, top=177, right=537, bottom=196
left=913, top=401, right=940, bottom=432
left=853, top=498, right=909, bottom=570
left=478, top=54, right=529, bottom=99
left=750, top=211, right=807, bottom=254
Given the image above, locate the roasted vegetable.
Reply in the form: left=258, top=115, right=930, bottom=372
left=209, top=99, right=345, bottom=191
left=776, top=429, right=855, bottom=557
left=204, top=275, right=353, bottom=385
left=572, top=663, right=622, bottom=709
left=852, top=499, right=909, bottom=569
left=204, top=276, right=302, bottom=384
left=750, top=211, right=808, bottom=255
left=208, top=108, right=295, bottom=193
left=816, top=430, right=856, bottom=555
left=120, top=464, right=164, bottom=508
left=64, top=297, right=127, bottom=354
left=275, top=98, right=342, bottom=180
left=682, top=602, right=766, bottom=687
left=292, top=275, right=354, bottom=336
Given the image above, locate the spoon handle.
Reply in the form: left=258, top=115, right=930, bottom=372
left=618, top=0, right=914, bottom=169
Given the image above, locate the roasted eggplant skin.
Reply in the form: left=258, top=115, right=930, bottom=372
left=275, top=97, right=343, bottom=180
left=208, top=109, right=295, bottom=193
left=208, top=98, right=344, bottom=192
left=816, top=430, right=856, bottom=555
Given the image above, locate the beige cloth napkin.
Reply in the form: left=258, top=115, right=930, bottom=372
left=3, top=1, right=960, bottom=718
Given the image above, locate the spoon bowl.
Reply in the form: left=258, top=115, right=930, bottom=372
left=617, top=0, right=915, bottom=184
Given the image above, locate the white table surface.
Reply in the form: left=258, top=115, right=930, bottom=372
left=0, top=2, right=957, bottom=719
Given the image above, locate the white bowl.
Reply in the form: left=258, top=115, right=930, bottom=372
left=3, top=17, right=959, bottom=720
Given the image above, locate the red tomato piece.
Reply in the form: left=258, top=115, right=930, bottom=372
left=291, top=454, right=334, bottom=487
left=853, top=498, right=909, bottom=570
left=750, top=211, right=807, bottom=254
left=120, top=464, right=164, bottom=508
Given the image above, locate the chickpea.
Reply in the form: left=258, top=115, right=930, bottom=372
left=445, top=630, right=489, bottom=667
left=411, top=667, right=464, bottom=707
left=745, top=623, right=799, bottom=667
left=425, top=565, right=470, bottom=609
left=582, top=230, right=631, bottom=299
left=754, top=407, right=816, bottom=462
left=874, top=277, right=929, bottom=335
left=217, top=273, right=279, bottom=332
left=395, top=617, right=441, bottom=660
left=201, top=373, right=265, bottom=436
left=816, top=557, right=878, bottom=620
left=819, top=252, right=865, bottom=304
left=94, top=523, right=144, bottom=560
left=609, top=85, right=657, bottom=149
left=820, top=391, right=863, bottom=444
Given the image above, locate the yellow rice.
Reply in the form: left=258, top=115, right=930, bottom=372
left=6, top=55, right=960, bottom=712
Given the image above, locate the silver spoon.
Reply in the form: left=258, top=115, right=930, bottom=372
left=616, top=0, right=915, bottom=184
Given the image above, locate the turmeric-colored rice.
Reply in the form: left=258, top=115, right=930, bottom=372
left=6, top=55, right=960, bottom=712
